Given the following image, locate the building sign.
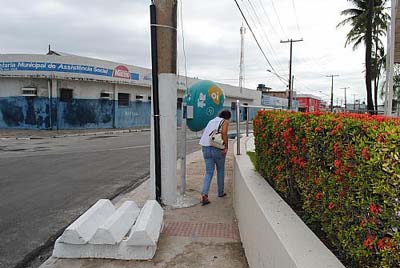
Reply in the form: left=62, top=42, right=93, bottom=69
left=0, top=61, right=139, bottom=81
left=113, top=65, right=131, bottom=79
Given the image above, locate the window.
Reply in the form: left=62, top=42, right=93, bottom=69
left=136, top=95, right=144, bottom=101
left=118, top=93, right=130, bottom=107
left=60, top=88, right=73, bottom=102
left=148, top=96, right=152, bottom=101
left=21, top=87, right=37, bottom=96
left=100, top=92, right=113, bottom=99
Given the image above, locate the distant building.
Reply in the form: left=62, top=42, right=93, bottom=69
left=346, top=101, right=367, bottom=113
left=0, top=52, right=262, bottom=130
left=296, top=94, right=322, bottom=112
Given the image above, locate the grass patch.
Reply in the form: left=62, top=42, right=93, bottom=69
left=247, top=151, right=257, bottom=168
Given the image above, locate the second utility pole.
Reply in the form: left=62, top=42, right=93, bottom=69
left=341, top=87, right=349, bottom=111
left=281, top=38, right=303, bottom=110
left=327, top=74, right=339, bottom=112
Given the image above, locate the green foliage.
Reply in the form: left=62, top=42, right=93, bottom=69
left=254, top=110, right=400, bottom=267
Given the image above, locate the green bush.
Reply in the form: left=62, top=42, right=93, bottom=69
left=253, top=111, right=400, bottom=267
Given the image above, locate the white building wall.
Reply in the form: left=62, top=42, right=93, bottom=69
left=0, top=77, right=48, bottom=98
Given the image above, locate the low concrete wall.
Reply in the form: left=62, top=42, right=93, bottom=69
left=233, top=137, right=345, bottom=268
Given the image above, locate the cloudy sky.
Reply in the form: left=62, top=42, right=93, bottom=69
left=0, top=0, right=388, bottom=104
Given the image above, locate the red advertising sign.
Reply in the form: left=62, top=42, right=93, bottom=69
left=113, top=65, right=131, bottom=79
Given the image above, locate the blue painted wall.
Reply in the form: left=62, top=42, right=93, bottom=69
left=0, top=97, right=261, bottom=130
left=0, top=97, right=186, bottom=130
left=115, top=101, right=151, bottom=129
left=56, top=99, right=114, bottom=129
left=0, top=97, right=49, bottom=129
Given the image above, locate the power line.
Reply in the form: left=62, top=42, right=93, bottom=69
left=233, top=0, right=287, bottom=86
left=255, top=0, right=282, bottom=38
left=269, top=0, right=288, bottom=39
left=244, top=0, right=285, bottom=72
left=290, top=0, right=303, bottom=37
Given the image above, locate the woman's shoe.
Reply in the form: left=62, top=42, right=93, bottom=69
left=218, top=193, right=227, bottom=197
left=201, top=195, right=210, bottom=206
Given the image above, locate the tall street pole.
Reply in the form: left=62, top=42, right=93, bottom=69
left=150, top=0, right=178, bottom=205
left=281, top=39, right=303, bottom=110
left=341, top=87, right=349, bottom=112
left=385, top=0, right=396, bottom=116
left=327, top=74, right=339, bottom=112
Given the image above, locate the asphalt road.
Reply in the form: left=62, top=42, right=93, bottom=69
left=0, top=131, right=201, bottom=268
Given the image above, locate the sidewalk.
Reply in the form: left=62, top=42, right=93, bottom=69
left=40, top=146, right=249, bottom=268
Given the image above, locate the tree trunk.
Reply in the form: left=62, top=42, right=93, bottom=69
left=365, top=0, right=375, bottom=113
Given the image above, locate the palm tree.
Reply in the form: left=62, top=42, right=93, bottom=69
left=337, top=0, right=390, bottom=113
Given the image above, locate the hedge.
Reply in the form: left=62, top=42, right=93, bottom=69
left=253, top=111, right=400, bottom=268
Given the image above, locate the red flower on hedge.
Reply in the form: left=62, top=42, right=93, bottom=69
left=333, top=143, right=341, bottom=156
left=369, top=203, right=380, bottom=215
left=262, top=134, right=267, bottom=140
left=315, top=192, right=322, bottom=200
left=360, top=218, right=368, bottom=227
left=328, top=202, right=335, bottom=210
left=315, top=126, right=323, bottom=133
left=334, top=160, right=341, bottom=169
left=363, top=235, right=375, bottom=250
left=361, top=147, right=370, bottom=160
left=314, top=178, right=321, bottom=185
left=377, top=237, right=393, bottom=250
left=276, top=164, right=284, bottom=172
left=377, top=133, right=386, bottom=143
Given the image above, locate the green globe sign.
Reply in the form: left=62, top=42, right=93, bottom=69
left=184, top=80, right=225, bottom=132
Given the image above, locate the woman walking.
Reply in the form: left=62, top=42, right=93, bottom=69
left=199, top=110, right=231, bottom=205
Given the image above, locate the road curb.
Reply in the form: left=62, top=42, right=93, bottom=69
left=1, top=128, right=151, bottom=141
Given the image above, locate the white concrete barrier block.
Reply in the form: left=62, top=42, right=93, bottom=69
left=127, top=200, right=164, bottom=246
left=58, top=199, right=115, bottom=244
left=90, top=201, right=140, bottom=245
left=53, top=238, right=157, bottom=260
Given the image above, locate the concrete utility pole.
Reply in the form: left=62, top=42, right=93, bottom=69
left=385, top=1, right=396, bottom=116
left=150, top=0, right=178, bottom=206
left=327, top=74, right=339, bottom=112
left=281, top=39, right=303, bottom=110
left=341, top=87, right=349, bottom=111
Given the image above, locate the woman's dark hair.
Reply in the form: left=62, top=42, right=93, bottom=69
left=219, top=110, right=231, bottom=120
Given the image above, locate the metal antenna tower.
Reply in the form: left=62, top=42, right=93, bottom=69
left=239, top=22, right=246, bottom=94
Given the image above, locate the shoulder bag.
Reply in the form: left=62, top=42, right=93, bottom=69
left=209, top=119, right=226, bottom=149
